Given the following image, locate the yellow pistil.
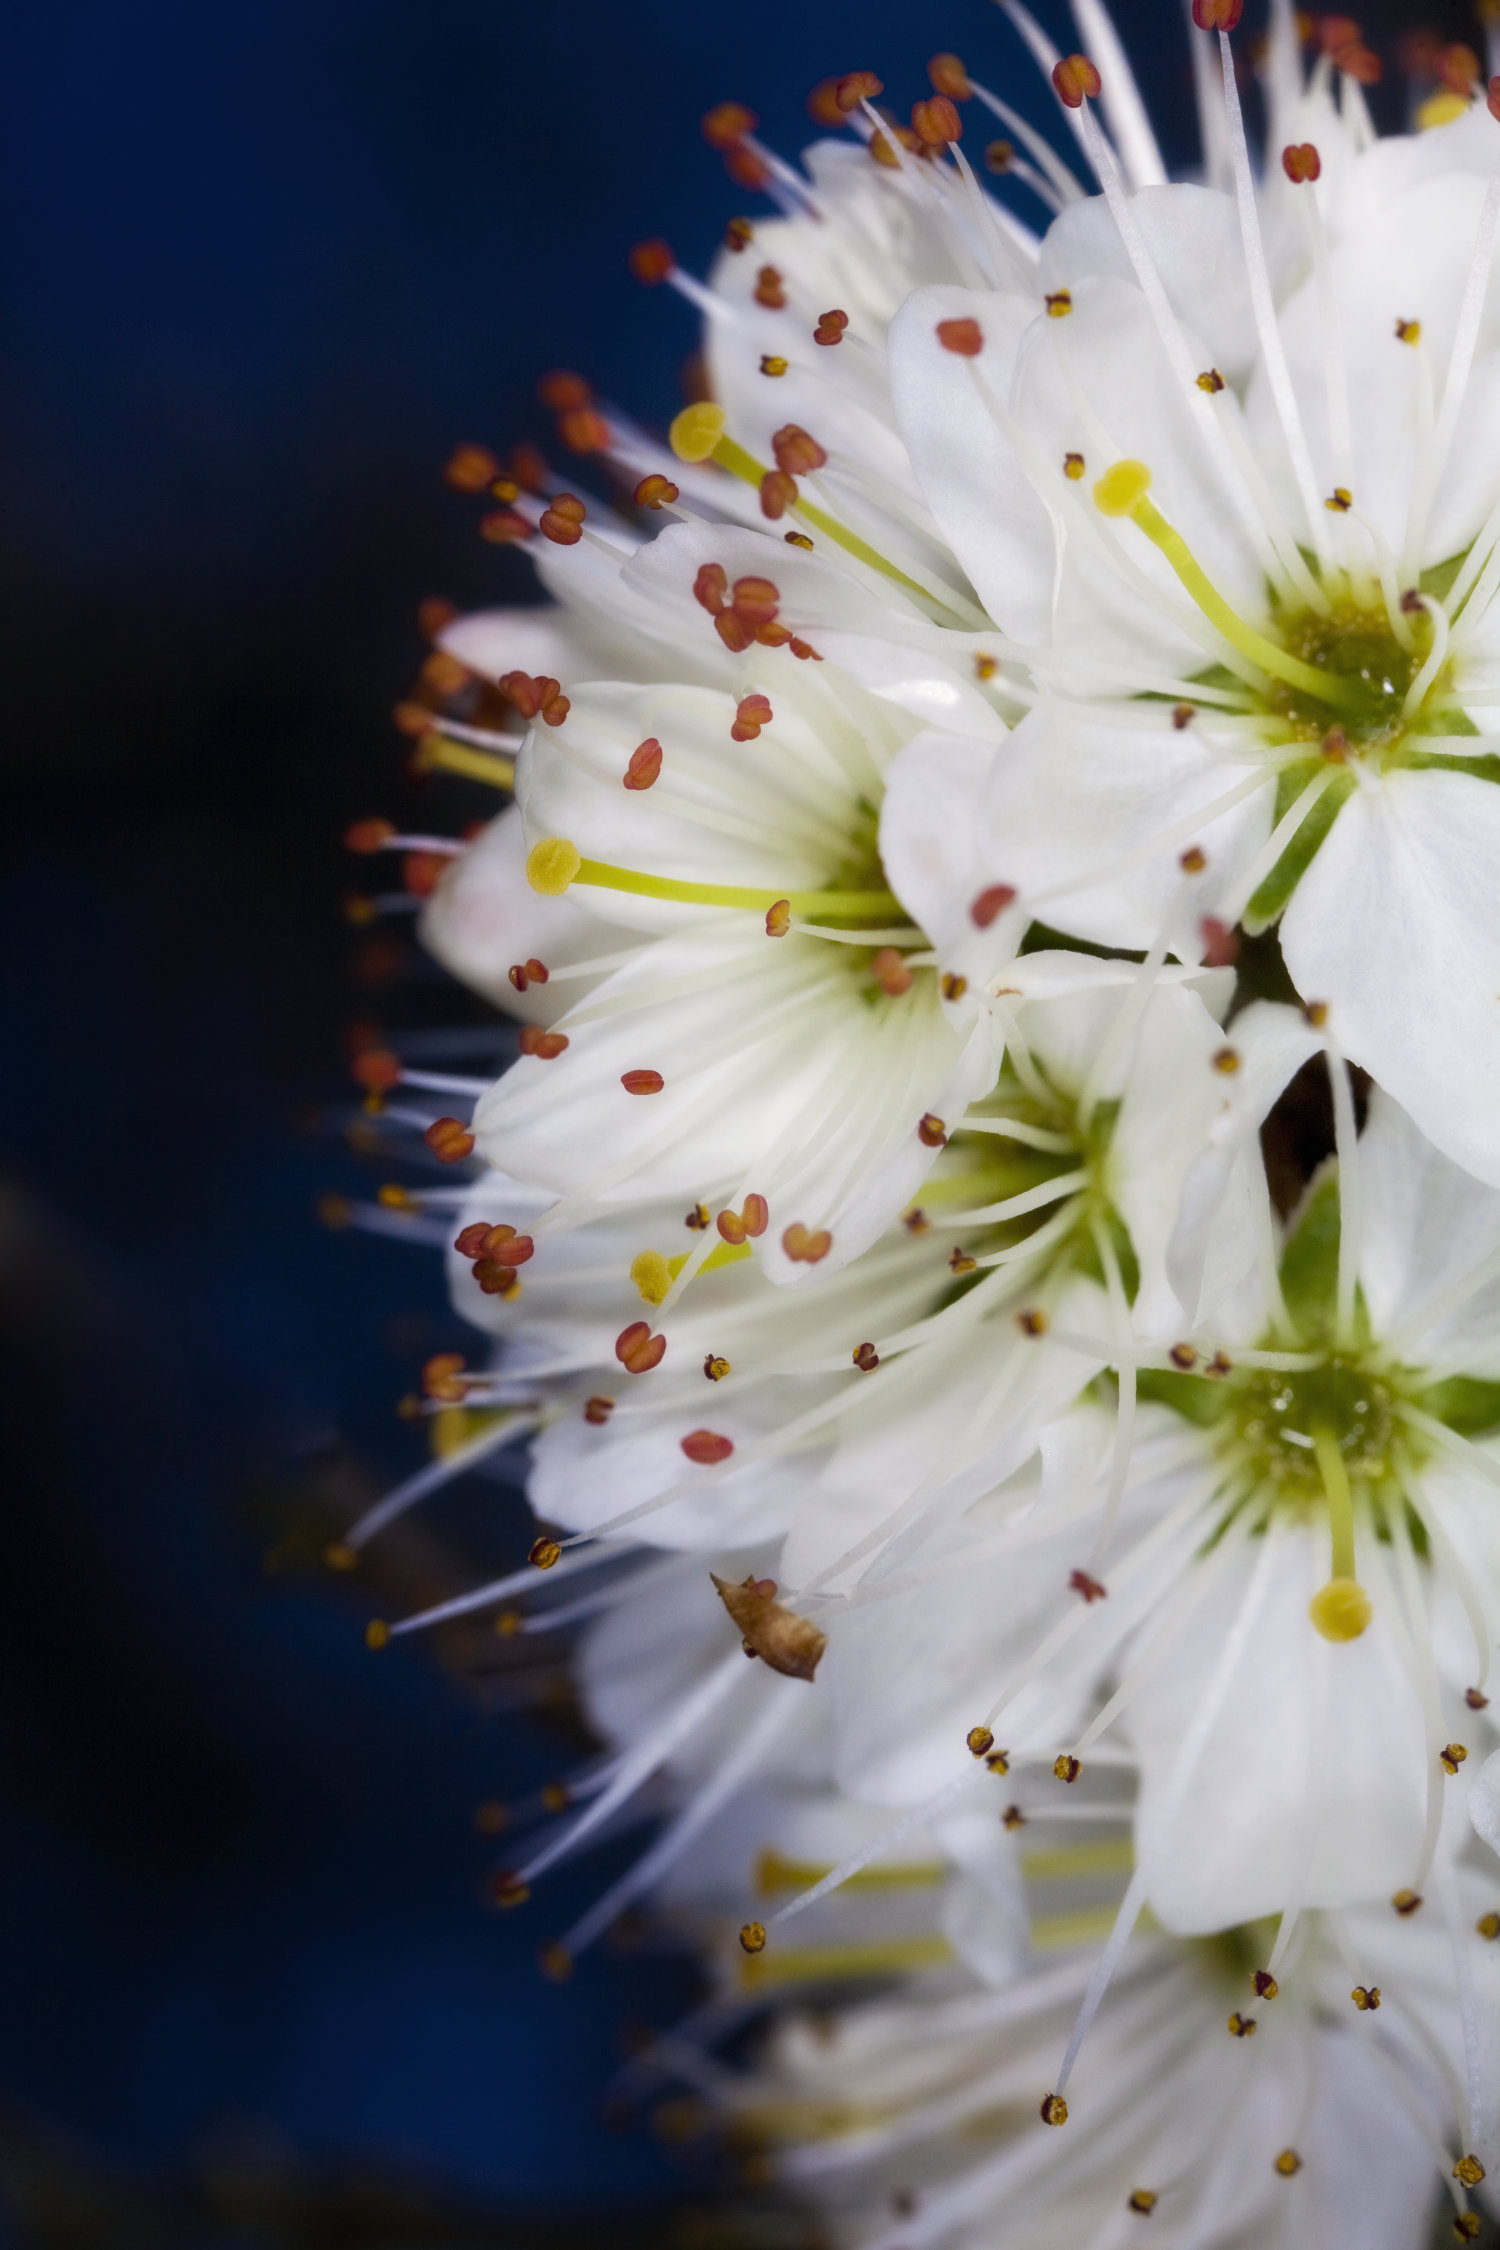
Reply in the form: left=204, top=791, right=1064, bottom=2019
left=668, top=403, right=936, bottom=606
left=739, top=1935, right=953, bottom=1990
left=525, top=836, right=901, bottom=922
left=1092, top=461, right=1362, bottom=713
left=1308, top=1425, right=1372, bottom=1641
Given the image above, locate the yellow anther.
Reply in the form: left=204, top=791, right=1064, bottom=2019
left=1274, top=2149, right=1301, bottom=2177
left=1040, top=2093, right=1069, bottom=2126
left=526, top=836, right=582, bottom=894
left=1455, top=2155, right=1486, bottom=2188
left=1478, top=1912, right=1500, bottom=1939
left=324, top=1541, right=358, bottom=1572
left=739, top=1920, right=767, bottom=1954
left=1309, top=1577, right=1372, bottom=1641
left=1127, top=2189, right=1158, bottom=2214
left=670, top=402, right=729, bottom=462
left=1094, top=458, right=1153, bottom=517
left=365, top=1619, right=390, bottom=1650
left=630, top=1249, right=674, bottom=1304
left=1395, top=318, right=1422, bottom=347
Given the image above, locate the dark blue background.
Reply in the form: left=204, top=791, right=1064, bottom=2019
left=0, top=1, right=1471, bottom=2241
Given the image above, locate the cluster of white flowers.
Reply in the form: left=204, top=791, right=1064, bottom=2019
left=345, top=4, right=1500, bottom=2240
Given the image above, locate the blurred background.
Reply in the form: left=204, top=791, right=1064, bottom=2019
left=0, top=1, right=1480, bottom=2243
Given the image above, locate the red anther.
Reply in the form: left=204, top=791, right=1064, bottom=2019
left=444, top=442, right=499, bottom=492
left=754, top=265, right=787, bottom=310
left=772, top=425, right=828, bottom=475
left=345, top=817, right=396, bottom=854
left=1335, top=40, right=1381, bottom=82
left=765, top=899, right=791, bottom=937
left=418, top=595, right=458, bottom=641
left=911, top=95, right=962, bottom=147
left=454, top=1222, right=492, bottom=1258
left=693, top=562, right=729, bottom=616
left=621, top=1069, right=665, bottom=1095
left=425, top=1117, right=476, bottom=1163
left=813, top=309, right=849, bottom=345
left=1319, top=14, right=1360, bottom=56
left=478, top=1225, right=534, bottom=1264
left=518, top=1025, right=569, bottom=1059
left=1191, top=0, right=1243, bottom=28
left=717, top=1207, right=747, bottom=1245
left=1070, top=1568, right=1108, bottom=1602
left=732, top=693, right=773, bottom=742
left=808, top=76, right=846, bottom=126
left=628, top=237, right=674, bottom=285
left=419, top=648, right=468, bottom=695
left=741, top=1192, right=768, bottom=1237
left=479, top=509, right=531, bottom=544
left=633, top=473, right=679, bottom=509
left=724, top=141, right=770, bottom=190
left=473, top=1259, right=518, bottom=1295
left=624, top=738, right=663, bottom=790
left=759, top=469, right=798, bottom=520
left=929, top=52, right=973, bottom=99
left=724, top=216, right=754, bottom=253
left=681, top=1428, right=734, bottom=1465
left=985, top=139, right=1015, bottom=172
left=1282, top=141, right=1322, bottom=181
left=853, top=1341, right=880, bottom=1371
left=783, top=1222, right=832, bottom=1264
left=835, top=70, right=883, bottom=111
left=539, top=492, right=586, bottom=546
left=507, top=442, right=548, bottom=494
left=352, top=1048, right=402, bottom=1092
left=871, top=947, right=913, bottom=996
left=936, top=317, right=984, bottom=356
left=499, top=671, right=569, bottom=727
left=525, top=956, right=549, bottom=984
left=615, top=1321, right=667, bottom=1374
left=423, top=1352, right=468, bottom=1402
left=402, top=851, right=445, bottom=898
left=703, top=100, right=758, bottom=148
left=1052, top=52, right=1101, bottom=106
left=536, top=370, right=592, bottom=412
left=731, top=575, right=780, bottom=626
left=1490, top=75, right=1500, bottom=122
left=584, top=1395, right=614, bottom=1424
left=970, top=882, right=1016, bottom=927
left=789, top=636, right=821, bottom=661
left=556, top=407, right=611, bottom=454
left=918, top=1113, right=948, bottom=1148
left=486, top=474, right=521, bottom=505
left=1435, top=42, right=1479, bottom=91
left=1199, top=916, right=1241, bottom=968
left=715, top=611, right=755, bottom=653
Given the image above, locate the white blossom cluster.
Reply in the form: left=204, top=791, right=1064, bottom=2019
left=350, top=6, right=1500, bottom=2241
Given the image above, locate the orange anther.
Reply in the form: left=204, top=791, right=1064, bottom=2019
left=537, top=370, right=592, bottom=412
left=628, top=238, right=674, bottom=285
left=1284, top=135, right=1321, bottom=179
left=500, top=671, right=570, bottom=727
left=771, top=425, right=827, bottom=475
left=970, top=883, right=1016, bottom=928
left=479, top=508, right=530, bottom=544
left=741, top=1193, right=768, bottom=1237
left=732, top=575, right=780, bottom=625
left=422, top=1352, right=468, bottom=1402
left=732, top=693, right=773, bottom=742
left=928, top=52, right=972, bottom=98
left=724, top=141, right=769, bottom=190
left=556, top=407, right=611, bottom=454
left=871, top=947, right=913, bottom=995
left=624, top=738, right=663, bottom=791
left=703, top=100, right=758, bottom=148
left=1191, top=0, right=1242, bottom=27
left=425, top=1117, right=475, bottom=1163
left=1319, top=15, right=1360, bottom=55
left=352, top=1048, right=402, bottom=1092
left=454, top=1222, right=494, bottom=1258
left=1052, top=52, right=1101, bottom=106
left=1435, top=43, right=1479, bottom=90
left=444, top=442, right=499, bottom=492
left=507, top=441, right=548, bottom=494
left=584, top=1396, right=614, bottom=1424
left=835, top=70, right=883, bottom=111
left=621, top=1069, right=665, bottom=1095
left=985, top=139, right=1015, bottom=172
left=344, top=817, right=396, bottom=854
left=539, top=493, right=586, bottom=546
left=853, top=1341, right=880, bottom=1371
left=417, top=595, right=458, bottom=640
left=1490, top=75, right=1500, bottom=122
left=681, top=1428, right=734, bottom=1464
left=789, top=635, right=821, bottom=661
left=724, top=216, right=753, bottom=253
left=918, top=1113, right=948, bottom=1148
left=402, top=850, right=445, bottom=899
left=754, top=265, right=787, bottom=310
left=473, top=1258, right=519, bottom=1296
left=783, top=1222, right=832, bottom=1264
left=481, top=1225, right=534, bottom=1264
left=1070, top=1568, right=1108, bottom=1602
left=633, top=473, right=679, bottom=509
left=813, top=308, right=849, bottom=344
left=911, top=95, right=962, bottom=147
left=936, top=317, right=983, bottom=356
left=1335, top=39, right=1381, bottom=81
left=616, top=1321, right=667, bottom=1374
left=807, top=76, right=845, bottom=126
left=693, top=562, right=728, bottom=616
left=759, top=469, right=797, bottom=520
left=518, top=1025, right=569, bottom=1059
left=765, top=899, right=791, bottom=937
